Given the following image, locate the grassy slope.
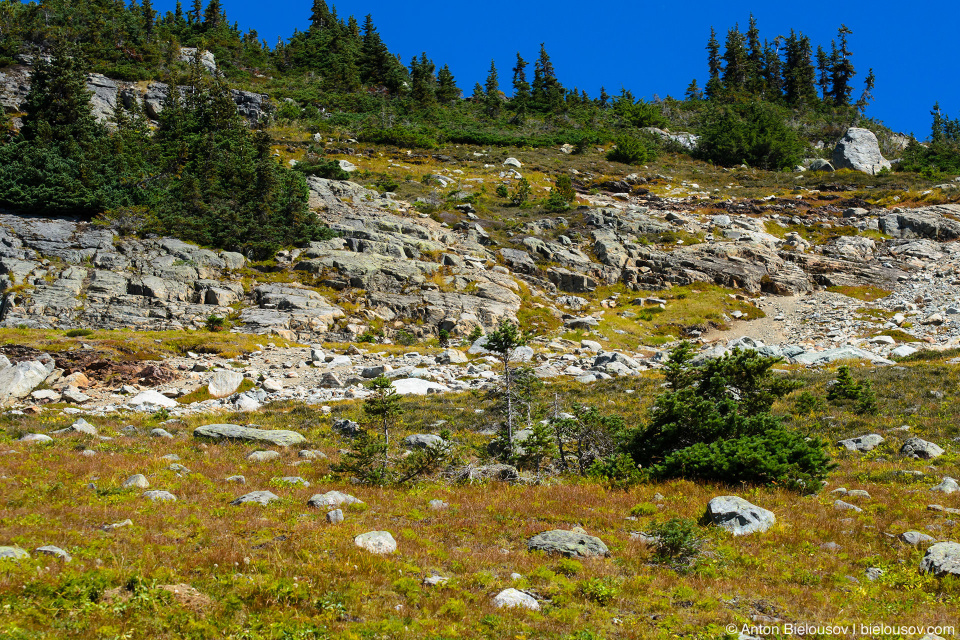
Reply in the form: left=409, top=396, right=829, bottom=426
left=0, top=358, right=958, bottom=639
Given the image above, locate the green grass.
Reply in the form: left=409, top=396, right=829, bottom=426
left=826, top=285, right=893, bottom=302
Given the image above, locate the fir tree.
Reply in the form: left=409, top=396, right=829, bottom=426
left=189, top=0, right=202, bottom=24
left=745, top=14, right=764, bottom=93
left=762, top=38, right=783, bottom=100
left=721, top=24, right=748, bottom=93
left=142, top=0, right=155, bottom=36
left=531, top=43, right=563, bottom=111
left=829, top=25, right=856, bottom=106
left=436, top=64, right=459, bottom=104
left=410, top=52, right=436, bottom=106
left=783, top=31, right=817, bottom=106
left=309, top=0, right=331, bottom=31
left=705, top=27, right=722, bottom=99
left=484, top=59, right=500, bottom=116
left=684, top=78, right=702, bottom=101
left=511, top=53, right=530, bottom=111
left=816, top=45, right=830, bottom=100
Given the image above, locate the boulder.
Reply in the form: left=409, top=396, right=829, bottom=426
left=832, top=128, right=892, bottom=175
left=458, top=464, right=519, bottom=483
left=0, top=360, right=49, bottom=403
left=231, top=491, right=280, bottom=506
left=402, top=434, right=447, bottom=450
left=35, top=545, right=71, bottom=562
left=900, top=531, right=935, bottom=546
left=354, top=531, right=396, bottom=554
left=703, top=496, right=775, bottom=535
left=919, top=542, right=960, bottom=577
left=838, top=434, right=884, bottom=452
left=326, top=509, right=344, bottom=524
left=391, top=378, right=450, bottom=396
left=207, top=370, right=244, bottom=398
left=0, top=546, right=30, bottom=561
left=931, top=477, right=959, bottom=494
left=193, top=424, right=306, bottom=447
left=900, top=437, right=944, bottom=460
left=809, top=159, right=835, bottom=172
left=332, top=418, right=362, bottom=437
left=19, top=433, right=52, bottom=444
left=142, top=490, right=176, bottom=502
left=308, top=490, right=363, bottom=508
left=493, top=588, right=539, bottom=610
left=246, top=450, right=280, bottom=462
left=122, top=474, right=150, bottom=489
left=127, top=390, right=178, bottom=409
left=527, top=530, right=610, bottom=558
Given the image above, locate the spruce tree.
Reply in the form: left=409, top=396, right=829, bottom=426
left=142, top=0, right=155, bottom=37
left=829, top=25, right=855, bottom=106
left=531, top=43, right=563, bottom=111
left=745, top=14, right=764, bottom=93
left=360, top=14, right=390, bottom=85
left=762, top=38, right=783, bottom=100
left=174, top=0, right=184, bottom=24
left=783, top=31, right=817, bottom=106
left=189, top=0, right=202, bottom=24
left=436, top=64, right=459, bottom=104
left=705, top=27, right=722, bottom=99
left=684, top=79, right=702, bottom=100
left=410, top=52, right=436, bottom=106
left=309, top=0, right=331, bottom=31
left=511, top=53, right=530, bottom=111
left=203, top=0, right=222, bottom=28
left=816, top=45, right=830, bottom=100
left=721, top=24, right=748, bottom=93
left=484, top=59, right=500, bottom=116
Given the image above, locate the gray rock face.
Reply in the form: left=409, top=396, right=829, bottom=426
left=703, top=496, right=775, bottom=535
left=194, top=424, right=305, bottom=447
left=207, top=370, right=244, bottom=398
left=879, top=205, right=960, bottom=240
left=177, top=47, right=217, bottom=73
left=832, top=128, right=892, bottom=175
left=919, top=542, right=960, bottom=577
left=231, top=491, right=280, bottom=506
left=308, top=490, right=363, bottom=508
left=931, top=477, right=959, bottom=494
left=354, top=531, right=396, bottom=554
left=527, top=530, right=610, bottom=558
left=838, top=434, right=885, bottom=452
left=809, top=159, right=835, bottom=172
left=900, top=437, right=944, bottom=459
left=493, top=588, right=539, bottom=610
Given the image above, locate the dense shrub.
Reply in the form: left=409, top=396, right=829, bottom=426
left=606, top=135, right=650, bottom=165
left=294, top=158, right=351, bottom=180
left=623, top=343, right=834, bottom=493
left=695, top=102, right=805, bottom=170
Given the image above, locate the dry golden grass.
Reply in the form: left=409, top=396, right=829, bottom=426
left=1, top=359, right=958, bottom=639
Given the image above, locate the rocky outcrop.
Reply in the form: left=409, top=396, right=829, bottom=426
left=879, top=205, right=960, bottom=240
left=832, top=128, right=892, bottom=175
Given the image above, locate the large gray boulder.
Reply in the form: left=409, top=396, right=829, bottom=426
left=0, top=546, right=30, bottom=561
left=493, top=588, right=540, bottom=610
left=900, top=437, right=944, bottom=460
left=919, top=542, right=960, bottom=577
left=832, top=128, right=892, bottom=175
left=231, top=491, right=280, bottom=506
left=308, top=490, right=363, bottom=508
left=703, top=496, right=775, bottom=535
left=193, top=424, right=306, bottom=447
left=402, top=434, right=447, bottom=450
left=0, top=360, right=49, bottom=403
left=207, top=370, right=244, bottom=398
left=838, top=434, right=885, bottom=452
left=527, top=529, right=610, bottom=558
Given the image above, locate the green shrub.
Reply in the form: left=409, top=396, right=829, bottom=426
left=646, top=517, right=703, bottom=566
left=695, top=102, right=805, bottom=170
left=495, top=184, right=509, bottom=199
left=65, top=328, right=94, bottom=338
left=509, top=178, right=531, bottom=206
left=295, top=158, right=350, bottom=180
left=205, top=314, right=227, bottom=332
left=827, top=366, right=878, bottom=415
left=587, top=453, right=643, bottom=490
left=606, top=135, right=649, bottom=165
left=623, top=343, right=834, bottom=493
left=395, top=330, right=417, bottom=347
left=629, top=502, right=659, bottom=517
left=578, top=578, right=619, bottom=606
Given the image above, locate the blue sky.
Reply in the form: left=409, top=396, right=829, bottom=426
left=154, top=0, right=959, bottom=138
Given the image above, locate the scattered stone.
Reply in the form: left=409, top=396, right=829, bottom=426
left=19, top=433, right=52, bottom=444
left=703, top=496, right=776, bottom=535
left=835, top=500, right=863, bottom=512
left=932, top=477, right=959, bottom=494
left=142, top=490, right=176, bottom=502
left=493, top=588, right=539, bottom=610
left=458, top=464, right=520, bottom=483
left=354, top=531, right=396, bottom=554
left=0, top=546, right=30, bottom=561
left=275, top=476, right=310, bottom=487
left=332, top=418, right=362, bottom=437
left=865, top=567, right=884, bottom=581
left=34, top=545, right=71, bottom=562
left=423, top=575, right=449, bottom=586
left=127, top=390, right=179, bottom=409
left=428, top=499, right=448, bottom=510
left=150, top=428, right=174, bottom=439
left=225, top=475, right=246, bottom=484
left=527, top=530, right=610, bottom=558
left=308, top=490, right=363, bottom=508
left=900, top=531, right=935, bottom=546
left=122, top=474, right=150, bottom=489
left=194, top=424, right=305, bottom=447
left=208, top=370, right=244, bottom=398
left=231, top=491, right=280, bottom=506
left=101, top=519, right=133, bottom=531
left=919, top=542, right=960, bottom=577
left=246, top=450, right=280, bottom=463
left=326, top=509, right=344, bottom=524
left=402, top=434, right=446, bottom=449
left=900, top=437, right=944, bottom=460
left=837, top=434, right=884, bottom=452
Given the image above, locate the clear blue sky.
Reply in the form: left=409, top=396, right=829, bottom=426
left=155, top=0, right=959, bottom=138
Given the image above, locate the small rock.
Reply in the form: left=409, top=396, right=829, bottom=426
left=231, top=491, right=280, bottom=506
left=0, top=546, right=30, bottom=561
left=834, top=500, right=863, bottom=512
left=703, top=496, right=775, bottom=535
left=493, top=588, right=539, bottom=610
left=354, top=531, right=396, bottom=554
left=919, top=542, right=960, bottom=577
left=900, top=437, right=944, bottom=460
left=900, top=531, right=935, bottom=546
left=931, top=477, right=959, bottom=494
left=225, top=475, right=246, bottom=483
left=308, top=490, right=363, bottom=508
left=150, top=428, right=174, bottom=439
left=326, top=509, right=344, bottom=524
left=428, top=499, right=448, bottom=510
left=122, top=474, right=150, bottom=489
left=34, top=545, right=71, bottom=562
left=19, top=433, right=53, bottom=444
left=142, top=490, right=177, bottom=502
left=247, top=450, right=280, bottom=463
left=527, top=529, right=610, bottom=557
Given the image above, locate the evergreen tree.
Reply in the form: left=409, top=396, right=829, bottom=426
left=360, top=14, right=391, bottom=86
left=189, top=0, right=202, bottom=24
left=531, top=43, right=563, bottom=111
left=762, top=38, right=783, bottom=100
left=816, top=45, right=830, bottom=100
left=203, top=0, right=222, bottom=28
left=684, top=78, right=702, bottom=101
left=511, top=53, right=530, bottom=111
left=853, top=68, right=876, bottom=122
left=829, top=25, right=855, bottom=106
left=705, top=27, right=722, bottom=99
left=721, top=24, right=748, bottom=93
left=783, top=31, right=817, bottom=106
left=436, top=64, right=459, bottom=104
left=598, top=86, right=609, bottom=107
left=174, top=1, right=184, bottom=24
left=142, top=0, right=155, bottom=37
left=745, top=14, right=764, bottom=93
left=483, top=59, right=500, bottom=116
left=471, top=82, right=484, bottom=101
left=410, top=52, right=436, bottom=106
left=309, top=0, right=331, bottom=31
left=21, top=44, right=100, bottom=147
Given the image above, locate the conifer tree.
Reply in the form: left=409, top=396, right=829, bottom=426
left=721, top=24, right=748, bottom=93
left=410, top=53, right=436, bottom=106
left=484, top=59, right=500, bottom=116
left=203, top=0, right=222, bottom=28
left=783, top=31, right=817, bottom=106
left=310, top=0, right=331, bottom=31
left=816, top=45, right=830, bottom=100
left=360, top=14, right=390, bottom=85
left=189, top=0, right=202, bottom=24
left=532, top=43, right=563, bottom=111
left=142, top=0, right=155, bottom=36
left=598, top=86, right=609, bottom=107
left=829, top=25, right=855, bottom=106
left=511, top=53, right=530, bottom=111
left=684, top=78, right=702, bottom=100
left=762, top=38, right=783, bottom=100
left=705, top=27, right=722, bottom=99
left=435, top=64, right=459, bottom=104
left=174, top=0, right=184, bottom=24
left=745, top=14, right=764, bottom=93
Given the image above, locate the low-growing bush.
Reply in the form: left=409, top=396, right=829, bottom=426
left=606, top=135, right=649, bottom=165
